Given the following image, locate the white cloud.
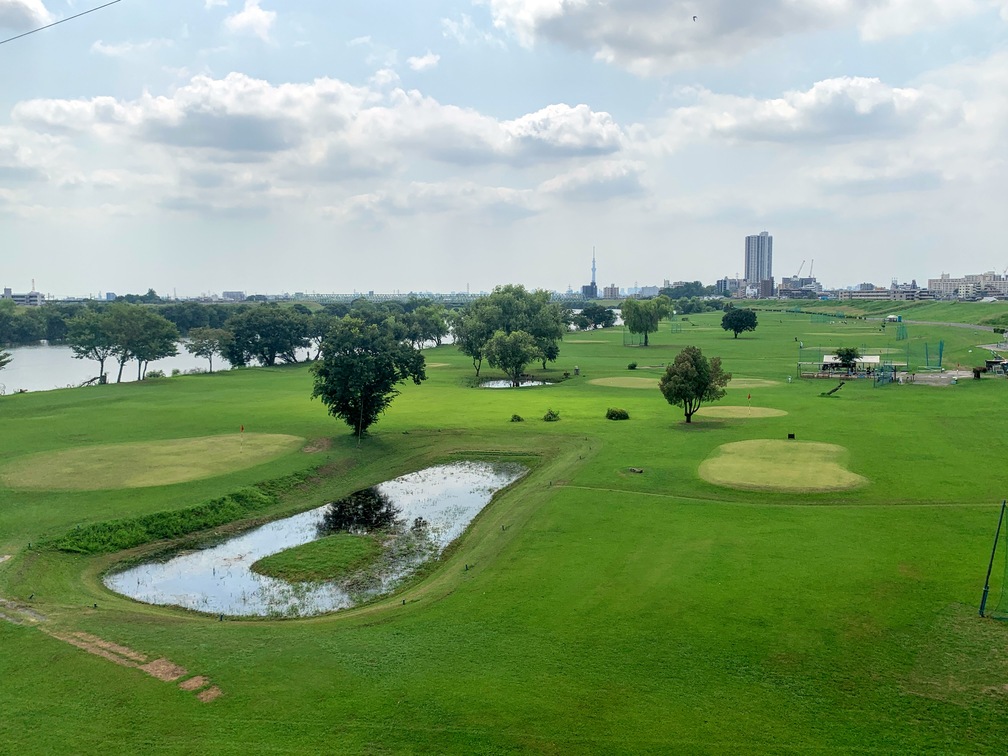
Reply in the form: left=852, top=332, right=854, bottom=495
left=483, top=0, right=1001, bottom=75
left=658, top=76, right=961, bottom=146
left=90, top=38, right=173, bottom=57
left=539, top=160, right=646, bottom=201
left=407, top=51, right=440, bottom=71
left=441, top=13, right=506, bottom=48
left=0, top=0, right=52, bottom=30
left=858, top=0, right=982, bottom=41
left=224, top=0, right=275, bottom=42
left=204, top=0, right=227, bottom=8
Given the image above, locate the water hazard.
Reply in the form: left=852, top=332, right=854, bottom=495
left=104, top=461, right=526, bottom=617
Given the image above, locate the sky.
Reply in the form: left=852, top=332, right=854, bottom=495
left=1, top=0, right=1006, bottom=299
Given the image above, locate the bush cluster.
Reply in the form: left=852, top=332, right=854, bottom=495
left=627, top=362, right=638, bottom=370
left=542, top=409, right=560, bottom=422
left=605, top=408, right=630, bottom=421
left=510, top=414, right=524, bottom=422
left=46, top=487, right=278, bottom=554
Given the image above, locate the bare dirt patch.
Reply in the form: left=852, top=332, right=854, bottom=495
left=179, top=675, right=210, bottom=692
left=141, top=658, right=189, bottom=682
left=0, top=597, right=47, bottom=625
left=47, top=631, right=142, bottom=668
left=0, top=555, right=10, bottom=564
left=425, top=362, right=449, bottom=368
left=694, top=406, right=787, bottom=419
left=198, top=686, right=223, bottom=703
left=73, top=632, right=148, bottom=663
left=302, top=437, right=332, bottom=454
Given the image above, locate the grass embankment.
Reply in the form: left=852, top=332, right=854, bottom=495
left=2, top=308, right=1008, bottom=752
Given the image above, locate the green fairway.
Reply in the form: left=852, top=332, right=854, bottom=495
left=3, top=306, right=1008, bottom=752
left=0, top=433, right=305, bottom=490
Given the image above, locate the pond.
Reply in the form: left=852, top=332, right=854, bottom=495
left=103, top=461, right=526, bottom=618
left=480, top=379, right=551, bottom=388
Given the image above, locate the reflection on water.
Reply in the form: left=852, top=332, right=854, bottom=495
left=104, top=461, right=526, bottom=617
left=318, top=488, right=398, bottom=535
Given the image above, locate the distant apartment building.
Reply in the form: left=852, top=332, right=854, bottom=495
left=928, top=272, right=1008, bottom=300
left=716, top=277, right=742, bottom=296
left=2, top=286, right=43, bottom=306
left=837, top=280, right=933, bottom=301
left=602, top=284, right=620, bottom=299
left=222, top=291, right=246, bottom=302
left=744, top=232, right=773, bottom=282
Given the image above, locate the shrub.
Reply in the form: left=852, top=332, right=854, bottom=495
left=171, top=368, right=181, bottom=377
left=627, top=362, right=638, bottom=370
left=542, top=408, right=560, bottom=422
left=510, top=414, right=524, bottom=422
left=144, top=369, right=166, bottom=379
left=606, top=408, right=630, bottom=421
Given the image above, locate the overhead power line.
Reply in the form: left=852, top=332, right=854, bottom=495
left=0, top=0, right=123, bottom=47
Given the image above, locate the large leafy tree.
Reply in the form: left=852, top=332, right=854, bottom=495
left=185, top=327, right=231, bottom=372
left=311, top=316, right=426, bottom=437
left=835, top=347, right=860, bottom=369
left=104, top=303, right=180, bottom=382
left=580, top=303, right=617, bottom=330
left=621, top=295, right=671, bottom=347
left=67, top=309, right=117, bottom=380
left=454, top=284, right=565, bottom=375
left=484, top=330, right=541, bottom=387
left=225, top=304, right=309, bottom=366
left=721, top=308, right=758, bottom=338
left=659, top=346, right=732, bottom=423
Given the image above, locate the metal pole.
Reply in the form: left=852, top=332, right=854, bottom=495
left=979, top=500, right=1006, bottom=617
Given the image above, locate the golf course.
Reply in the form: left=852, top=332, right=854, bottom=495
left=3, top=305, right=1008, bottom=752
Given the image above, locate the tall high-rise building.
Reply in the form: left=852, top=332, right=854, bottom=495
left=744, top=231, right=773, bottom=283
left=581, top=247, right=598, bottom=299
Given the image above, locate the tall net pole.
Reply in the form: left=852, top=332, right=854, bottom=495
left=979, top=500, right=1007, bottom=617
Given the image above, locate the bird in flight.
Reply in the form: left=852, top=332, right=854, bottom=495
left=693, top=15, right=698, bottom=21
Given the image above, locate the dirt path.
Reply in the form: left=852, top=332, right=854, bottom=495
left=0, top=594, right=222, bottom=703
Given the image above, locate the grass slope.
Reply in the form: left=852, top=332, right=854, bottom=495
left=1, top=309, right=1008, bottom=752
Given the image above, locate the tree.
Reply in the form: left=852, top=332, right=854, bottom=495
left=225, top=304, right=309, bottom=366
left=835, top=347, right=860, bottom=370
left=580, top=303, right=616, bottom=330
left=185, top=327, right=231, bottom=372
left=0, top=350, right=10, bottom=371
left=659, top=346, right=732, bottom=423
left=104, top=303, right=179, bottom=382
left=311, top=316, right=426, bottom=437
left=453, top=284, right=566, bottom=375
left=484, top=330, right=541, bottom=387
left=67, top=309, right=116, bottom=380
left=621, top=295, right=671, bottom=346
left=721, top=308, right=758, bottom=338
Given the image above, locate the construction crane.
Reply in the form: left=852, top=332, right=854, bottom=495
left=794, top=260, right=805, bottom=279
left=808, top=259, right=814, bottom=278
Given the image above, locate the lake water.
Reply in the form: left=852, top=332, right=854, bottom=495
left=0, top=343, right=314, bottom=394
left=104, top=461, right=527, bottom=618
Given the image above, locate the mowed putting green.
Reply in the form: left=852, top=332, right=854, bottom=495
left=0, top=433, right=304, bottom=490
left=694, top=406, right=787, bottom=418
left=699, top=439, right=867, bottom=492
left=728, top=378, right=780, bottom=388
left=589, top=376, right=659, bottom=389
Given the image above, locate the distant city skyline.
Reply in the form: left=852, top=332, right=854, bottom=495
left=1, top=2, right=1006, bottom=296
